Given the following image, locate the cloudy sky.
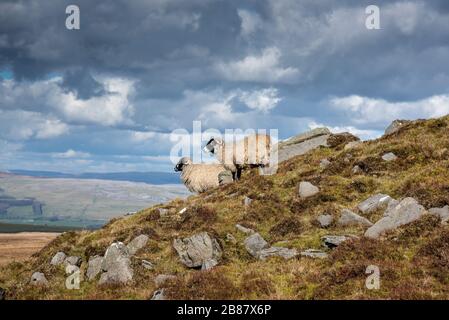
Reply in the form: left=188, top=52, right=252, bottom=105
left=1, top=0, right=449, bottom=173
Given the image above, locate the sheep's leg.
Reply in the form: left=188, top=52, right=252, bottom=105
left=232, top=171, right=237, bottom=181
left=236, top=168, right=242, bottom=180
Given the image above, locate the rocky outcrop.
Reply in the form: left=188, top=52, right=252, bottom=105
left=127, top=234, right=149, bottom=256
left=384, top=120, right=411, bottom=136
left=298, top=181, right=319, bottom=198
left=365, top=197, right=427, bottom=239
left=173, top=232, right=222, bottom=269
left=338, top=209, right=373, bottom=227
left=30, top=272, right=49, bottom=287
left=99, top=242, right=133, bottom=285
left=244, top=233, right=269, bottom=258
left=50, top=252, right=66, bottom=266
left=86, top=256, right=104, bottom=281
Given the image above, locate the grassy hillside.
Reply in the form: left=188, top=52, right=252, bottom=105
left=1, top=116, right=449, bottom=299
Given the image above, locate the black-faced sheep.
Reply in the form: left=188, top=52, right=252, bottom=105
left=174, top=157, right=231, bottom=193
left=203, top=133, right=271, bottom=180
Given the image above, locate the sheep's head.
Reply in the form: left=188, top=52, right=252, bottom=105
left=203, top=137, right=223, bottom=154
left=174, top=157, right=192, bottom=172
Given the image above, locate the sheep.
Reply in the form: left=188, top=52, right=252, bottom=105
left=203, top=133, right=271, bottom=180
left=174, top=157, right=230, bottom=193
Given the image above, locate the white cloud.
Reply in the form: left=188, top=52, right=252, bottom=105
left=52, top=149, right=90, bottom=159
left=130, top=131, right=157, bottom=142
left=215, top=47, right=299, bottom=83
left=237, top=9, right=262, bottom=37
left=239, top=87, right=282, bottom=113
left=330, top=94, right=449, bottom=125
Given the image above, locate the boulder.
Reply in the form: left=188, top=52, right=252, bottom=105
left=298, top=181, right=319, bottom=198
left=429, top=206, right=449, bottom=224
left=64, top=256, right=81, bottom=266
left=382, top=152, right=397, bottom=161
left=384, top=120, right=411, bottom=136
left=358, top=194, right=394, bottom=214
left=86, top=256, right=104, bottom=281
left=321, top=235, right=355, bottom=249
left=344, top=140, right=362, bottom=150
left=316, top=214, right=333, bottom=228
left=300, top=249, right=328, bottom=259
left=30, top=272, right=49, bottom=287
left=127, top=234, right=149, bottom=256
left=365, top=197, right=427, bottom=239
left=50, top=252, right=66, bottom=266
left=173, top=232, right=222, bottom=268
left=258, top=247, right=298, bottom=260
left=142, top=260, right=154, bottom=270
left=235, top=224, right=254, bottom=234
left=151, top=288, right=166, bottom=300
left=338, top=209, right=373, bottom=227
left=320, top=158, right=331, bottom=169
left=244, top=233, right=269, bottom=258
left=154, top=274, right=176, bottom=287
left=99, top=242, right=133, bottom=285
left=383, top=199, right=400, bottom=216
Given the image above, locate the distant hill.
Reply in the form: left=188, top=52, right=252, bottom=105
left=7, top=170, right=180, bottom=185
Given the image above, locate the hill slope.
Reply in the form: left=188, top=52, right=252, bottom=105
left=1, top=116, right=449, bottom=299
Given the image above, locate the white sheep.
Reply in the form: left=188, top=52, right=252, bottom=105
left=203, top=133, right=271, bottom=180
left=174, top=157, right=231, bottom=193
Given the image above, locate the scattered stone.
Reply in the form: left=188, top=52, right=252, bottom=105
left=154, top=274, right=176, bottom=287
left=99, top=242, right=133, bottom=285
left=142, top=260, right=154, bottom=270
left=235, top=224, right=254, bottom=234
left=0, top=287, right=6, bottom=300
left=384, top=120, right=411, bottom=136
left=320, top=158, right=331, bottom=169
left=30, top=272, right=49, bottom=287
left=344, top=140, right=362, bottom=150
left=352, top=165, right=363, bottom=174
left=317, top=214, right=333, bottom=228
left=127, top=234, right=149, bottom=256
left=365, top=197, right=427, bottom=239
left=244, top=233, right=269, bottom=258
left=428, top=206, right=449, bottom=224
left=338, top=209, right=373, bottom=227
left=50, top=252, right=66, bottom=266
left=382, top=152, right=397, bottom=161
left=151, top=288, right=166, bottom=300
left=358, top=194, right=394, bottom=214
left=258, top=247, right=298, bottom=260
left=383, top=199, right=400, bottom=216
left=243, top=196, right=253, bottom=207
left=225, top=233, right=237, bottom=243
left=64, top=256, right=81, bottom=266
left=300, top=249, right=328, bottom=259
left=321, top=235, right=355, bottom=249
left=298, top=181, right=319, bottom=198
left=201, top=258, right=219, bottom=270
left=86, top=255, right=104, bottom=281
left=173, top=232, right=222, bottom=268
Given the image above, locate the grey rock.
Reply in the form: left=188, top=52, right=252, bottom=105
left=383, top=199, right=400, bottom=216
left=99, top=242, right=133, bottom=285
left=173, top=232, right=222, bottom=268
left=317, top=214, right=333, bottom=228
left=384, top=120, right=411, bottom=136
left=30, top=272, right=49, bottom=287
left=258, top=247, right=298, bottom=260
left=154, top=274, right=176, bottom=287
left=338, top=209, right=373, bottom=227
left=64, top=256, right=81, bottom=266
left=352, top=165, right=363, bottom=174
left=298, top=181, right=319, bottom=198
left=50, top=252, right=66, bottom=266
left=244, top=233, right=269, bottom=258
left=86, top=256, right=104, bottom=281
left=243, top=196, right=253, bottom=207
left=281, top=127, right=331, bottom=147
left=358, top=194, right=394, bottom=214
left=127, top=234, right=149, bottom=256
left=142, top=260, right=155, bottom=270
left=151, top=288, right=166, bottom=300
left=320, top=158, right=331, bottom=169
left=344, top=141, right=362, bottom=150
left=321, top=235, right=355, bottom=249
left=382, top=152, right=397, bottom=161
left=365, top=197, right=427, bottom=239
left=300, top=249, right=328, bottom=259
left=429, top=206, right=449, bottom=224
left=201, top=258, right=219, bottom=270
left=0, top=287, right=5, bottom=300
left=235, top=224, right=254, bottom=234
